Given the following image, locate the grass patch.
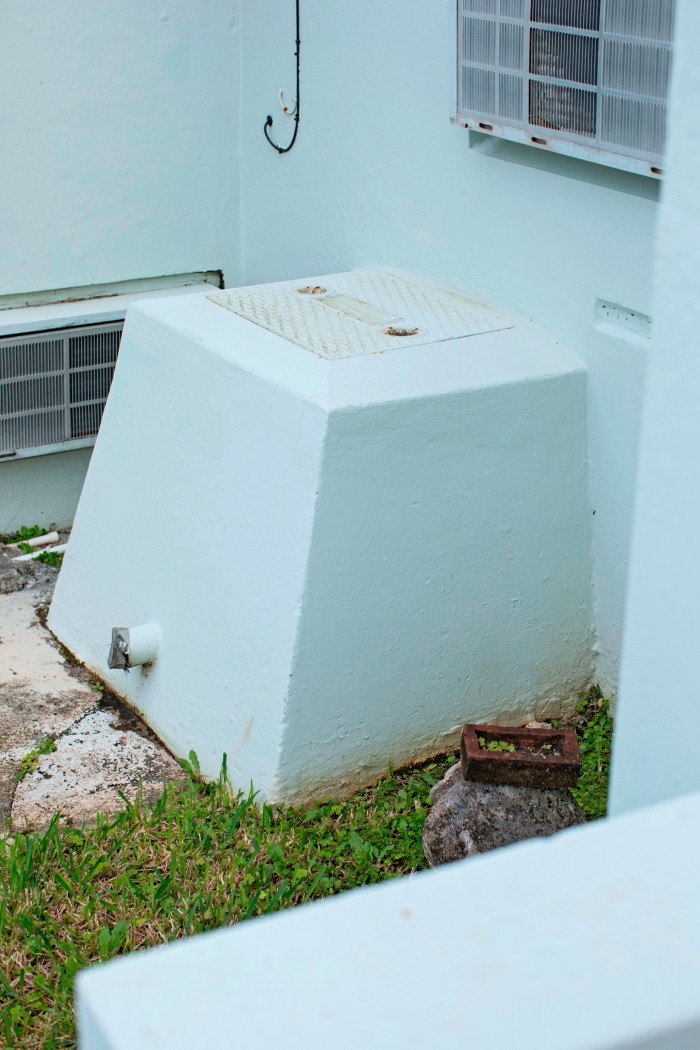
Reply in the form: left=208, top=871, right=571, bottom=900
left=569, top=686, right=614, bottom=821
left=0, top=688, right=613, bottom=1047
left=0, top=755, right=457, bottom=1048
left=551, top=684, right=614, bottom=820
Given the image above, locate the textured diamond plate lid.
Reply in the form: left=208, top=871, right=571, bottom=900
left=207, top=270, right=515, bottom=360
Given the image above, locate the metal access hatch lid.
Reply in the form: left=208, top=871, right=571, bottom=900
left=207, top=269, right=515, bottom=361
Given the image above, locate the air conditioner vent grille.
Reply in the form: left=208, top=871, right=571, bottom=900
left=456, top=0, right=675, bottom=174
left=0, top=322, right=122, bottom=457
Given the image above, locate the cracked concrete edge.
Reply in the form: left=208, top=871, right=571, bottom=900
left=1, top=567, right=88, bottom=829
left=11, top=707, right=189, bottom=833
left=0, top=756, right=21, bottom=829
left=0, top=561, right=187, bottom=834
left=2, top=688, right=189, bottom=835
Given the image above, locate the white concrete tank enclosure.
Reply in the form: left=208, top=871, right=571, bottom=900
left=49, top=270, right=593, bottom=803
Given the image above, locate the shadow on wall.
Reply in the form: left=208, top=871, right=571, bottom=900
left=467, top=132, right=662, bottom=200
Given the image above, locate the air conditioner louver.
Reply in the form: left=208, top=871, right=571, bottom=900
left=0, top=322, right=122, bottom=458
left=456, top=0, right=675, bottom=175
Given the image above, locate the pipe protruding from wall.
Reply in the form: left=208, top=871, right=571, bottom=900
left=108, top=622, right=160, bottom=671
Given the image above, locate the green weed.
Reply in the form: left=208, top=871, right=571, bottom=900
left=1, top=525, right=49, bottom=545
left=1, top=524, right=63, bottom=567
left=478, top=736, right=516, bottom=753
left=17, top=739, right=57, bottom=782
left=34, top=551, right=64, bottom=570
left=14, top=545, right=63, bottom=568
left=569, top=686, right=614, bottom=821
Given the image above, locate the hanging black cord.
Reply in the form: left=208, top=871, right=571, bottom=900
left=263, top=0, right=301, bottom=153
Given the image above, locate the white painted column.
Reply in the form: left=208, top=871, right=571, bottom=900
left=610, top=0, right=700, bottom=813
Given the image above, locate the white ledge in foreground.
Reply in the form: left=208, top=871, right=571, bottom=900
left=78, top=790, right=700, bottom=1049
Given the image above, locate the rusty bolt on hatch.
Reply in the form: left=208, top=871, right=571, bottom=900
left=461, top=723, right=581, bottom=789
left=384, top=325, right=420, bottom=337
left=297, top=285, right=327, bottom=295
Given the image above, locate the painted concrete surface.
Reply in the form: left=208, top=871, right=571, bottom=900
left=0, top=2, right=240, bottom=298
left=78, top=788, right=700, bottom=1050
left=278, top=369, right=592, bottom=800
left=49, top=277, right=593, bottom=802
left=0, top=448, right=93, bottom=535
left=238, top=0, right=659, bottom=693
left=610, top=1, right=700, bottom=815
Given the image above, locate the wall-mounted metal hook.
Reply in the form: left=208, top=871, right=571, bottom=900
left=279, top=90, right=298, bottom=115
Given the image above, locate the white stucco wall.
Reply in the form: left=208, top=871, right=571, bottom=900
left=0, top=1, right=241, bottom=531
left=238, top=0, right=661, bottom=692
left=610, top=0, right=700, bottom=815
left=0, top=449, right=91, bottom=535
left=0, top=1, right=241, bottom=297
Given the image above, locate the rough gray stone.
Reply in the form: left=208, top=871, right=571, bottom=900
left=423, top=762, right=586, bottom=866
left=0, top=549, right=26, bottom=595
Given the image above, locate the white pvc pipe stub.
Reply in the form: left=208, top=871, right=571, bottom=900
left=108, top=622, right=160, bottom=671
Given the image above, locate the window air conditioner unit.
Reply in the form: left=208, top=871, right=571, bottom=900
left=0, top=322, right=123, bottom=460
left=455, top=0, right=675, bottom=177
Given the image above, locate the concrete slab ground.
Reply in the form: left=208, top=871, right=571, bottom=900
left=0, top=549, right=185, bottom=832
left=12, top=707, right=187, bottom=832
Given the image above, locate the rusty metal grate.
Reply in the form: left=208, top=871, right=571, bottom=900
left=461, top=722, right=581, bottom=788
left=0, top=322, right=122, bottom=457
